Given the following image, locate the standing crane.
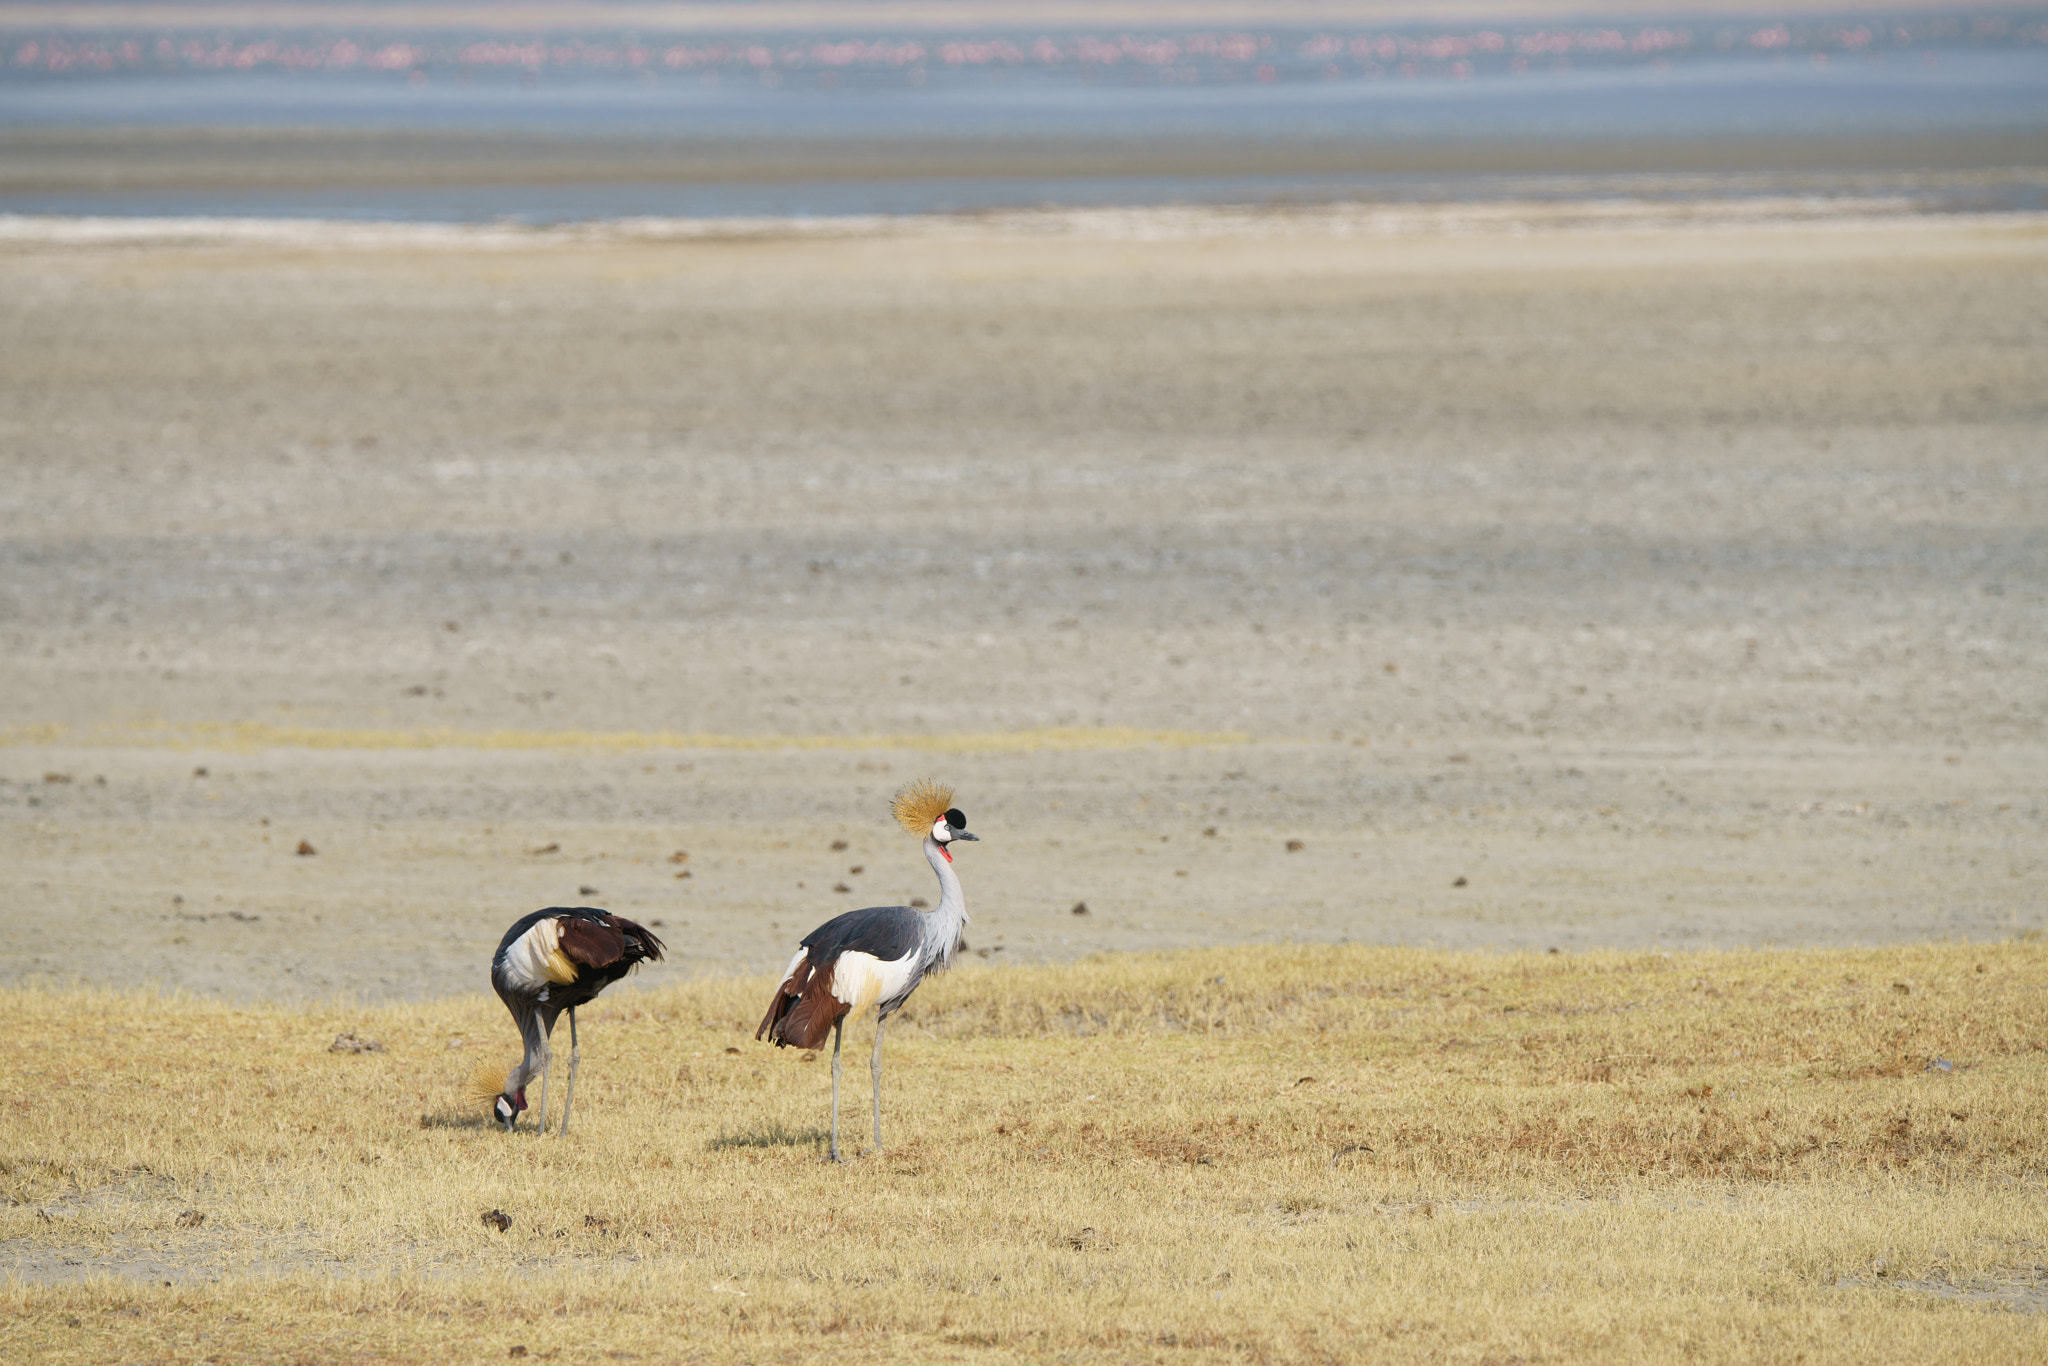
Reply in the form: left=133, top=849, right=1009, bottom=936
left=757, top=779, right=978, bottom=1161
left=474, top=907, right=664, bottom=1136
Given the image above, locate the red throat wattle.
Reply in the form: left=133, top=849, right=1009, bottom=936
left=514, top=1089, right=528, bottom=1111
left=940, top=845, right=953, bottom=863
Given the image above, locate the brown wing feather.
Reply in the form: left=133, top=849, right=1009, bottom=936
left=756, top=951, right=847, bottom=1050
left=556, top=914, right=630, bottom=970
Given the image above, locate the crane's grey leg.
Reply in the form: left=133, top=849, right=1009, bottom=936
left=558, top=1007, right=581, bottom=1140
left=870, top=1016, right=887, bottom=1155
left=535, top=1036, right=552, bottom=1137
left=828, top=1017, right=844, bottom=1163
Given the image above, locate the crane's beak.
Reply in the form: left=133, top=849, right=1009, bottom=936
left=951, top=831, right=979, bottom=842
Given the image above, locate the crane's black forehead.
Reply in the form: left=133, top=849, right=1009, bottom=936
left=944, top=808, right=967, bottom=829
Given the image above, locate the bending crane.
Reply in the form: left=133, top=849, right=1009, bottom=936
left=477, top=906, right=664, bottom=1135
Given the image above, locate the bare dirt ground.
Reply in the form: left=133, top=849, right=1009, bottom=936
left=1, top=205, right=2043, bottom=1004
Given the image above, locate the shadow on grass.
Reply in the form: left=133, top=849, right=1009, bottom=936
left=707, top=1121, right=830, bottom=1152
left=417, top=1110, right=494, bottom=1131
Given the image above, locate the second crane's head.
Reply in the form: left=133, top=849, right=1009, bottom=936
left=892, top=778, right=978, bottom=862
left=471, top=1062, right=528, bottom=1131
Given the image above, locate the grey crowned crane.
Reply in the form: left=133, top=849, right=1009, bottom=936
left=474, top=907, right=664, bottom=1136
left=757, top=779, right=977, bottom=1162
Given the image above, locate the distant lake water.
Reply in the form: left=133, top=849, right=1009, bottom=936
left=4, top=15, right=2046, bottom=220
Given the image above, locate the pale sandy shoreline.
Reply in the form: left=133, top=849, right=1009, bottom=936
left=2, top=208, right=2041, bottom=1002
left=6, top=196, right=2048, bottom=250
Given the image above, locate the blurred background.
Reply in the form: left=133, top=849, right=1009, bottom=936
left=2, top=3, right=2042, bottom=999
left=2, top=1, right=2045, bottom=219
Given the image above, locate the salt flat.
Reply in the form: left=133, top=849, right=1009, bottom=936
left=1, top=204, right=2042, bottom=1001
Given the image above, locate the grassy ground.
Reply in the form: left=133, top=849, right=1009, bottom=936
left=3, top=941, right=2045, bottom=1363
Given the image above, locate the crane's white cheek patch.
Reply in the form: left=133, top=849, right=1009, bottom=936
left=828, top=950, right=920, bottom=1018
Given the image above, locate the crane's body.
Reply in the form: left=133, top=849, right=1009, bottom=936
left=481, top=906, right=664, bottom=1135
left=758, top=780, right=977, bottom=1161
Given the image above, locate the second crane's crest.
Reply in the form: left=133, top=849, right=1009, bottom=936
left=891, top=779, right=955, bottom=837
left=468, top=1060, right=514, bottom=1107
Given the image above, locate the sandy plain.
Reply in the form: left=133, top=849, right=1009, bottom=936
left=0, top=203, right=2044, bottom=1005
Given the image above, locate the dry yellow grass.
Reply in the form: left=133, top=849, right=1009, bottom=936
left=4, top=941, right=2045, bottom=1364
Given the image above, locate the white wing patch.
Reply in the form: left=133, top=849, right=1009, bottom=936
left=499, top=916, right=578, bottom=991
left=829, top=948, right=921, bottom=1022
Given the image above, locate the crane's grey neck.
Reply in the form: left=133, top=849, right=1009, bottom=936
left=507, top=1000, right=552, bottom=1093
left=922, top=834, right=969, bottom=971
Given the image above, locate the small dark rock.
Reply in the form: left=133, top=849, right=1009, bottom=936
left=295, top=840, right=317, bottom=856
left=848, top=865, right=863, bottom=875
left=1071, top=901, right=1090, bottom=916
left=908, top=897, right=928, bottom=909
left=830, top=839, right=849, bottom=851
left=578, top=885, right=599, bottom=896
left=1285, top=839, right=1305, bottom=852
left=833, top=882, right=851, bottom=893
left=667, top=850, right=690, bottom=864
left=529, top=842, right=560, bottom=856
left=1452, top=876, right=1468, bottom=887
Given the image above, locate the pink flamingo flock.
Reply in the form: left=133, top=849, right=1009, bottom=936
left=8, top=16, right=2044, bottom=85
